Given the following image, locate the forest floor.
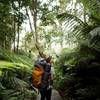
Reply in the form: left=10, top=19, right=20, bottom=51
left=36, top=89, right=62, bottom=100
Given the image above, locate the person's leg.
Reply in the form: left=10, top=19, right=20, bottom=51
left=40, top=89, right=46, bottom=100
left=46, top=89, right=52, bottom=100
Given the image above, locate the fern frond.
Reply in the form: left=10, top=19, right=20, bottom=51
left=57, top=13, right=85, bottom=24
left=57, top=12, right=89, bottom=40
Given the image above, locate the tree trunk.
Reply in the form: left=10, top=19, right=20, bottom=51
left=16, top=1, right=21, bottom=52
left=83, top=6, right=86, bottom=23
left=12, top=2, right=16, bottom=52
left=31, top=0, right=44, bottom=57
left=26, top=7, right=34, bottom=34
left=13, top=15, right=16, bottom=52
left=17, top=23, right=20, bottom=52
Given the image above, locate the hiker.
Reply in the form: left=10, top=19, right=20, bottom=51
left=40, top=55, right=54, bottom=100
left=32, top=54, right=54, bottom=100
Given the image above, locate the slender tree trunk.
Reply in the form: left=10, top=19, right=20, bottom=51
left=2, top=41, right=4, bottom=49
left=60, top=36, right=63, bottom=48
left=4, top=37, right=6, bottom=49
left=13, top=15, right=16, bottom=52
left=12, top=2, right=16, bottom=52
left=26, top=7, right=34, bottom=34
left=16, top=1, right=21, bottom=52
left=83, top=6, right=86, bottom=23
left=31, top=0, right=44, bottom=57
left=17, top=23, right=20, bottom=52
left=26, top=6, right=43, bottom=56
left=32, top=0, right=38, bottom=43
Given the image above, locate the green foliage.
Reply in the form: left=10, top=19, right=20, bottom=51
left=0, top=49, right=33, bottom=68
left=55, top=3, right=100, bottom=96
left=80, top=0, right=100, bottom=21
left=55, top=45, right=100, bottom=99
left=0, top=0, right=30, bottom=50
left=0, top=61, right=35, bottom=100
left=54, top=48, right=77, bottom=87
left=0, top=2, right=13, bottom=49
left=0, top=50, right=36, bottom=100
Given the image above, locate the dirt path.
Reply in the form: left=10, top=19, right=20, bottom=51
left=36, top=89, right=62, bottom=100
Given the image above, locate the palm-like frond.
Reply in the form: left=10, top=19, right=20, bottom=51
left=57, top=11, right=100, bottom=48
left=57, top=13, right=90, bottom=43
left=57, top=0, right=100, bottom=41
left=57, top=12, right=84, bottom=24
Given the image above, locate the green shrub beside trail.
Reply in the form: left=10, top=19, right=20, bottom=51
left=55, top=47, right=100, bottom=100
left=0, top=50, right=36, bottom=100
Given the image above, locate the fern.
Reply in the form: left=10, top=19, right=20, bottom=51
left=0, top=60, right=35, bottom=100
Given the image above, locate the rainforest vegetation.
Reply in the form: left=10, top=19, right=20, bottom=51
left=0, top=0, right=100, bottom=100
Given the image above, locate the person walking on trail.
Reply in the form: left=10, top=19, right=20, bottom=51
left=40, top=55, right=54, bottom=100
left=32, top=54, right=54, bottom=100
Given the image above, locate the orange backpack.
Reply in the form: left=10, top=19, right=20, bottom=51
left=32, top=65, right=44, bottom=89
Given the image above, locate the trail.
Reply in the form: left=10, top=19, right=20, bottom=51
left=36, top=89, right=62, bottom=100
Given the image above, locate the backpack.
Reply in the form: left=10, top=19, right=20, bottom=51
left=32, top=59, right=46, bottom=89
left=41, top=63, right=52, bottom=89
left=32, top=58, right=52, bottom=89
